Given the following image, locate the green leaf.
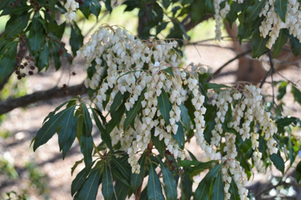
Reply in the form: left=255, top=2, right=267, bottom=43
left=71, top=158, right=84, bottom=176
left=156, top=21, right=169, bottom=35
left=205, top=83, right=230, bottom=90
left=276, top=116, right=298, bottom=127
left=245, top=0, right=266, bottom=23
left=211, top=171, right=224, bottom=200
left=58, top=105, right=76, bottom=150
left=78, top=166, right=102, bottom=200
left=71, top=166, right=90, bottom=196
left=162, top=67, right=175, bottom=77
left=179, top=104, right=191, bottom=132
left=147, top=159, right=164, bottom=200
left=273, top=29, right=289, bottom=58
left=37, top=44, right=50, bottom=71
left=123, top=90, right=145, bottom=131
left=43, top=100, right=71, bottom=123
left=158, top=89, right=172, bottom=124
left=251, top=28, right=269, bottom=58
left=187, top=161, right=216, bottom=179
left=48, top=40, right=61, bottom=70
left=172, top=122, right=184, bottom=148
left=33, top=108, right=70, bottom=151
left=112, top=157, right=131, bottom=180
left=62, top=116, right=79, bottom=159
left=274, top=0, right=288, bottom=22
left=270, top=152, right=285, bottom=173
left=226, top=2, right=241, bottom=27
left=289, top=35, right=301, bottom=56
left=5, top=12, right=30, bottom=38
left=152, top=133, right=165, bottom=157
left=229, top=177, right=240, bottom=200
left=70, top=22, right=84, bottom=57
left=296, top=161, right=301, bottom=182
left=191, top=1, right=205, bottom=23
left=114, top=179, right=129, bottom=200
left=110, top=91, right=124, bottom=114
left=162, top=0, right=170, bottom=9
left=204, top=164, right=222, bottom=182
left=82, top=101, right=93, bottom=137
left=158, top=159, right=177, bottom=200
left=180, top=173, right=193, bottom=200
left=105, top=0, right=112, bottom=12
left=131, top=152, right=146, bottom=193
left=28, top=14, right=46, bottom=55
left=107, top=104, right=125, bottom=134
left=92, top=108, right=112, bottom=150
left=194, top=177, right=212, bottom=200
left=90, top=0, right=102, bottom=16
left=102, top=162, right=114, bottom=200
left=1, top=4, right=31, bottom=15
left=0, top=41, right=17, bottom=84
left=288, top=139, right=296, bottom=165
left=80, top=134, right=93, bottom=168
left=292, top=85, right=301, bottom=105
left=277, top=81, right=288, bottom=100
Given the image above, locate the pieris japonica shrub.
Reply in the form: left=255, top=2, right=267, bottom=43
left=1, top=0, right=301, bottom=200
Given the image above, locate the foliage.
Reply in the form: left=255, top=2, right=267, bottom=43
left=0, top=0, right=301, bottom=200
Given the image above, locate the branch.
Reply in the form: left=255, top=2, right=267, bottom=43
left=0, top=83, right=87, bottom=115
left=182, top=14, right=213, bottom=32
left=207, top=49, right=252, bottom=82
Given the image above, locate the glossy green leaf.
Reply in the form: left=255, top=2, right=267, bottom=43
left=205, top=83, right=230, bottom=90
left=78, top=166, right=102, bottom=200
left=107, top=104, right=125, bottom=134
left=180, top=173, right=193, bottom=200
left=1, top=4, right=31, bottom=15
left=33, top=107, right=71, bottom=151
left=226, top=2, right=241, bottom=27
left=58, top=105, right=76, bottom=150
left=229, top=177, right=240, bottom=200
left=90, top=0, right=102, bottom=16
left=48, top=40, right=61, bottom=70
left=131, top=152, right=146, bottom=193
left=102, top=162, right=114, bottom=200
left=91, top=108, right=112, bottom=150
left=172, top=122, right=184, bottom=148
left=179, top=104, right=191, bottom=132
left=110, top=91, right=124, bottom=114
left=71, top=158, right=84, bottom=176
left=37, top=44, right=50, bottom=71
left=277, top=81, right=288, bottom=100
left=162, top=0, right=170, bottom=9
left=211, top=171, right=224, bottom=200
left=251, top=28, right=269, bottom=58
left=276, top=116, right=298, bottom=127
left=43, top=100, right=72, bottom=123
left=123, top=90, right=145, bottom=131
left=28, top=14, right=45, bottom=55
left=204, top=164, right=222, bottom=182
left=70, top=22, right=84, bottom=56
left=288, top=139, right=295, bottom=165
left=245, top=0, right=266, bottom=23
left=274, top=0, right=288, bottom=22
left=292, top=85, right=301, bottom=105
left=0, top=41, right=17, bottom=84
left=5, top=12, right=30, bottom=38
left=158, top=159, right=177, bottom=200
left=152, top=134, right=164, bottom=157
left=147, top=160, right=164, bottom=200
left=71, top=166, right=90, bottom=196
left=158, top=89, right=172, bottom=124
left=296, top=161, right=301, bottom=182
left=289, top=35, right=301, bottom=56
left=187, top=161, right=216, bottom=180
left=114, top=179, right=129, bottom=200
left=80, top=134, right=93, bottom=168
left=271, top=152, right=285, bottom=173
left=82, top=102, right=92, bottom=136
left=194, top=177, right=212, bottom=200
left=191, top=1, right=204, bottom=23
left=62, top=116, right=79, bottom=159
left=162, top=67, right=175, bottom=77
left=112, top=157, right=131, bottom=180
left=273, top=29, right=289, bottom=58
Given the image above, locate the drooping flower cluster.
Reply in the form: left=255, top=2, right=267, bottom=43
left=259, top=0, right=301, bottom=48
left=77, top=26, right=208, bottom=173
left=208, top=85, right=278, bottom=200
left=213, top=0, right=301, bottom=49
left=64, top=0, right=79, bottom=21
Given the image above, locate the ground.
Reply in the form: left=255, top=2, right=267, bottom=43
left=0, top=40, right=301, bottom=200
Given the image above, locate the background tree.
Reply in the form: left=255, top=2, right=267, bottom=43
left=0, top=0, right=301, bottom=199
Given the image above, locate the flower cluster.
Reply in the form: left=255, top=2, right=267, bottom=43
left=208, top=84, right=278, bottom=200
left=77, top=26, right=208, bottom=173
left=213, top=0, right=230, bottom=40
left=259, top=0, right=301, bottom=48
left=64, top=0, right=79, bottom=21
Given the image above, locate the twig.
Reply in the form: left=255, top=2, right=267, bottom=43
left=0, top=83, right=87, bottom=115
left=207, top=49, right=252, bottom=82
